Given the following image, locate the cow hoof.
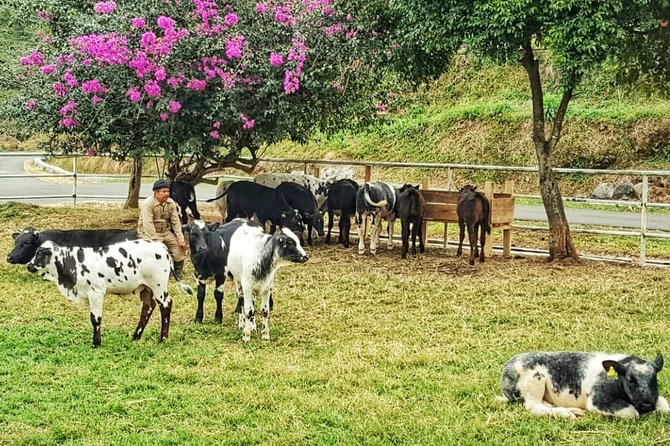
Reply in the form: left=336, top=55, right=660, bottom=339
left=401, top=253, right=407, bottom=259
left=262, top=332, right=270, bottom=341
left=370, top=250, right=377, bottom=255
left=387, top=245, right=393, bottom=251
left=456, top=251, right=462, bottom=257
left=358, top=249, right=365, bottom=255
left=242, top=334, right=251, bottom=343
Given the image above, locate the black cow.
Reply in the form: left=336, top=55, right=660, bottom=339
left=324, top=179, right=359, bottom=248
left=170, top=181, right=201, bottom=224
left=276, top=182, right=324, bottom=246
left=397, top=184, right=426, bottom=258
left=207, top=181, right=304, bottom=235
left=456, top=185, right=490, bottom=265
left=7, top=227, right=138, bottom=265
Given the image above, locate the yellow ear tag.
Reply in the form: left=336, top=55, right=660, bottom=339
left=607, top=366, right=617, bottom=379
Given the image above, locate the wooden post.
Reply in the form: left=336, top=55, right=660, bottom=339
left=421, top=177, right=430, bottom=247
left=483, top=181, right=494, bottom=258
left=503, top=180, right=515, bottom=258
left=364, top=165, right=372, bottom=182
left=313, top=166, right=320, bottom=179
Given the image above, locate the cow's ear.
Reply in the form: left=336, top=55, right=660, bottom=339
left=280, top=212, right=287, bottom=218
left=414, top=184, right=420, bottom=190
left=12, top=232, right=19, bottom=240
left=182, top=224, right=191, bottom=233
left=473, top=186, right=478, bottom=191
left=207, top=222, right=220, bottom=231
left=654, top=353, right=664, bottom=372
left=602, top=360, right=626, bottom=377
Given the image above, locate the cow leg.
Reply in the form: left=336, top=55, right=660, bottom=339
left=401, top=218, right=410, bottom=259
left=387, top=218, right=395, bottom=251
left=342, top=213, right=351, bottom=248
left=356, top=212, right=366, bottom=255
left=326, top=210, right=334, bottom=244
left=468, top=223, right=477, bottom=266
left=158, top=292, right=172, bottom=342
left=214, top=273, right=225, bottom=323
left=241, top=283, right=256, bottom=343
left=259, top=289, right=272, bottom=341
left=234, top=281, right=245, bottom=330
left=456, top=221, right=465, bottom=257
left=479, top=220, right=487, bottom=262
left=195, top=280, right=206, bottom=323
left=517, top=373, right=582, bottom=419
left=190, top=203, right=201, bottom=220
left=369, top=214, right=381, bottom=255
left=89, top=294, right=104, bottom=348
left=417, top=217, right=425, bottom=253
left=307, top=221, right=314, bottom=246
left=411, top=219, right=420, bottom=255
left=133, top=287, right=156, bottom=340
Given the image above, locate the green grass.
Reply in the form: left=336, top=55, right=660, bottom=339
left=2, top=202, right=670, bottom=445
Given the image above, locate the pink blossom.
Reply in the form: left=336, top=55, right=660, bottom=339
left=209, top=130, right=220, bottom=139
left=59, top=100, right=77, bottom=117
left=24, top=100, right=37, bottom=110
left=325, top=23, right=342, bottom=37
left=345, top=29, right=358, bottom=39
left=91, top=95, right=102, bottom=105
left=274, top=7, right=295, bottom=26
left=331, top=81, right=343, bottom=90
left=224, top=13, right=238, bottom=26
left=20, top=50, right=45, bottom=66
left=168, top=100, right=182, bottom=113
left=255, top=3, right=265, bottom=13
left=93, top=1, right=117, bottom=14
left=82, top=79, right=107, bottom=95
left=225, top=37, right=244, bottom=59
left=144, top=79, right=161, bottom=98
left=213, top=121, right=221, bottom=128
left=240, top=114, right=255, bottom=129
left=131, top=18, right=146, bottom=28
left=71, top=33, right=130, bottom=66
left=56, top=54, right=74, bottom=65
left=375, top=102, right=387, bottom=112
left=86, top=148, right=95, bottom=156
left=38, top=10, right=52, bottom=22
left=167, top=75, right=184, bottom=86
left=63, top=70, right=78, bottom=87
left=59, top=117, right=78, bottom=128
left=269, top=52, right=284, bottom=66
left=53, top=82, right=67, bottom=97
left=186, top=79, right=207, bottom=91
left=157, top=16, right=175, bottom=30
left=284, top=70, right=299, bottom=94
left=160, top=113, right=169, bottom=121
left=39, top=33, right=55, bottom=44
left=140, top=32, right=157, bottom=49
left=127, top=87, right=142, bottom=102
left=155, top=68, right=167, bottom=81
left=40, top=64, right=56, bottom=75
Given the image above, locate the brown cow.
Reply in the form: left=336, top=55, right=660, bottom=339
left=456, top=185, right=490, bottom=265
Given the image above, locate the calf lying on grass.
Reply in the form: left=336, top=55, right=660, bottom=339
left=499, top=351, right=669, bottom=419
left=27, top=239, right=192, bottom=347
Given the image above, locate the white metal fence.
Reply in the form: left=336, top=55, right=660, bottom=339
left=2, top=152, right=670, bottom=266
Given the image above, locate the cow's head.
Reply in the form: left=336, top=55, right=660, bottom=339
left=279, top=209, right=304, bottom=237
left=602, top=354, right=663, bottom=414
left=182, top=220, right=219, bottom=256
left=26, top=241, right=55, bottom=274
left=306, top=211, right=325, bottom=237
left=399, top=184, right=420, bottom=194
left=7, top=228, right=41, bottom=265
left=275, top=228, right=308, bottom=264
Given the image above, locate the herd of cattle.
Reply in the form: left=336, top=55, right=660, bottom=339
left=5, top=172, right=670, bottom=420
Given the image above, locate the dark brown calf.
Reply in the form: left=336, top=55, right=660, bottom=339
left=397, top=184, right=426, bottom=258
left=456, top=185, right=490, bottom=265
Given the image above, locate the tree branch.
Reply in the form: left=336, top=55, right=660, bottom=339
left=521, top=42, right=547, bottom=148
left=548, top=88, right=573, bottom=152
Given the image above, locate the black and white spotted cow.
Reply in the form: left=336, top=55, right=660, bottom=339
left=26, top=239, right=192, bottom=347
left=499, top=351, right=669, bottom=419
left=355, top=181, right=398, bottom=255
left=254, top=173, right=330, bottom=209
left=7, top=227, right=138, bottom=265
left=226, top=219, right=308, bottom=342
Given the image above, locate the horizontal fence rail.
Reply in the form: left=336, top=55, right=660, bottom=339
left=2, top=152, right=670, bottom=267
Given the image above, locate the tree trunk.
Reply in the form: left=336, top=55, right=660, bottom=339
left=522, top=43, right=578, bottom=261
left=124, top=156, right=142, bottom=208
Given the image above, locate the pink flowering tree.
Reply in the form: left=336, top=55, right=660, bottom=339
left=3, top=0, right=388, bottom=206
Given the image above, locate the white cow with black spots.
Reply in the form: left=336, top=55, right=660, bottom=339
left=27, top=239, right=192, bottom=347
left=499, top=351, right=669, bottom=419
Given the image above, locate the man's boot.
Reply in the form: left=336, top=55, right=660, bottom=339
left=173, top=260, right=185, bottom=281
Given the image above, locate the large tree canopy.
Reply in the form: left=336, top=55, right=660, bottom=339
left=388, top=0, right=670, bottom=261
left=2, top=0, right=391, bottom=191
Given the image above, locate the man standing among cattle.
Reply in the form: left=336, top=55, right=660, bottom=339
left=139, top=179, right=188, bottom=279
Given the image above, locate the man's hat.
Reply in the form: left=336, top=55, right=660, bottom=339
left=153, top=179, right=171, bottom=190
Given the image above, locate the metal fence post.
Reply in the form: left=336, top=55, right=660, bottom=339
left=72, top=155, right=78, bottom=206
left=640, top=175, right=648, bottom=265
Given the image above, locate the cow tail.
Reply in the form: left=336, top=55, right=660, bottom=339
left=483, top=194, right=491, bottom=234
left=205, top=188, right=229, bottom=203
left=170, top=268, right=193, bottom=295
left=364, top=184, right=388, bottom=208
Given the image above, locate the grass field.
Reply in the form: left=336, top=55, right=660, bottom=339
left=2, top=202, right=670, bottom=445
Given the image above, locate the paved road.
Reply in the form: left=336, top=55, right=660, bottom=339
left=1, top=154, right=668, bottom=231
